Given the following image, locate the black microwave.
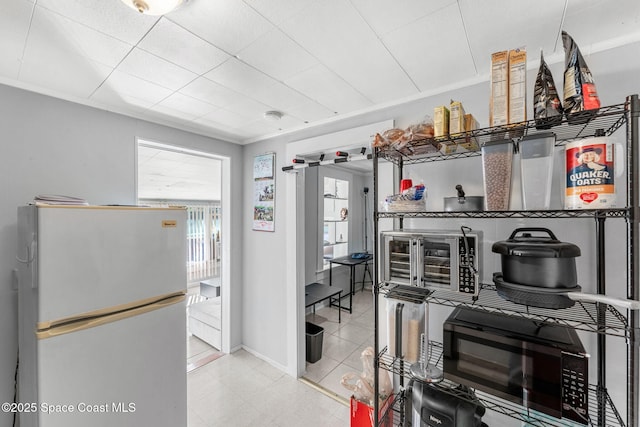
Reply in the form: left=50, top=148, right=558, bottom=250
left=443, top=308, right=589, bottom=425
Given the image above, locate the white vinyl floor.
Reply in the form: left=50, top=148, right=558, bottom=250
left=303, top=289, right=375, bottom=402
left=185, top=287, right=374, bottom=426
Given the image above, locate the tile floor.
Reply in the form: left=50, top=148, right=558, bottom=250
left=185, top=287, right=373, bottom=427
left=303, top=288, right=375, bottom=402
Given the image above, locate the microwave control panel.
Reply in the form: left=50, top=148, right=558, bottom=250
left=561, top=352, right=589, bottom=424
left=457, top=236, right=478, bottom=294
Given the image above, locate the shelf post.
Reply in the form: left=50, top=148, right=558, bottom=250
left=627, top=94, right=640, bottom=427
left=373, top=148, right=380, bottom=427
left=596, top=212, right=607, bottom=426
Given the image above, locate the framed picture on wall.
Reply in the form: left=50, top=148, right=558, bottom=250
left=253, top=153, right=275, bottom=232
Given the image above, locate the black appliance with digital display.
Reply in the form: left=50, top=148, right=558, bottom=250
left=443, top=307, right=589, bottom=425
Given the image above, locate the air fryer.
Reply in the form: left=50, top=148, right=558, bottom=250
left=405, top=380, right=487, bottom=427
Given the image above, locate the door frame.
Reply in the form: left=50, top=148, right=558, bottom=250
left=135, top=139, right=232, bottom=353
left=284, top=120, right=392, bottom=377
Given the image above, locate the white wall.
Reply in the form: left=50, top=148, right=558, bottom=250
left=0, top=83, right=243, bottom=427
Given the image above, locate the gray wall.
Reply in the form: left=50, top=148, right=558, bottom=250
left=0, top=83, right=243, bottom=427
left=241, top=139, right=289, bottom=366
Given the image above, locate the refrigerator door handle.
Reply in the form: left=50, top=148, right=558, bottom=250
left=36, top=294, right=185, bottom=339
left=16, top=236, right=37, bottom=288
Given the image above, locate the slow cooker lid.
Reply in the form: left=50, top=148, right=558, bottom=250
left=491, top=227, right=581, bottom=258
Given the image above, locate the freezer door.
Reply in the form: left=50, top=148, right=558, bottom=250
left=33, top=206, right=187, bottom=323
left=24, top=299, right=186, bottom=427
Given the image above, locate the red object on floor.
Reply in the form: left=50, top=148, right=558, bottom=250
left=350, top=396, right=393, bottom=427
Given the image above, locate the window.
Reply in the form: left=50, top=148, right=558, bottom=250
left=322, top=177, right=349, bottom=269
left=142, top=200, right=221, bottom=283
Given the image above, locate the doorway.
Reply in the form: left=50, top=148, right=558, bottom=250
left=283, top=120, right=392, bottom=384
left=136, top=140, right=228, bottom=369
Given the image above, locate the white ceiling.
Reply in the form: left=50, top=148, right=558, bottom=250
left=1, top=0, right=639, bottom=145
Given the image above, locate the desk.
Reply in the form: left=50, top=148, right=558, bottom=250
left=305, top=282, right=342, bottom=323
left=328, top=254, right=372, bottom=313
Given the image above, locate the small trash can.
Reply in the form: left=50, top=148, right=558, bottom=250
left=305, top=322, right=324, bottom=363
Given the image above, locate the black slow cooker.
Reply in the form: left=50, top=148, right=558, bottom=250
left=492, top=227, right=581, bottom=289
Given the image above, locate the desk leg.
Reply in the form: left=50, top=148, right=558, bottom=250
left=329, top=263, right=333, bottom=287
left=349, top=265, right=354, bottom=313
left=339, top=292, right=341, bottom=323
left=361, top=261, right=372, bottom=292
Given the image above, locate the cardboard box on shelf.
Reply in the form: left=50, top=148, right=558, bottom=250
left=458, top=113, right=480, bottom=152
left=490, top=51, right=509, bottom=127
left=449, top=100, right=466, bottom=136
left=508, top=48, right=527, bottom=125
left=434, top=106, right=450, bottom=138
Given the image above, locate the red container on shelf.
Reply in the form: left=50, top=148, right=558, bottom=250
left=400, top=179, right=413, bottom=193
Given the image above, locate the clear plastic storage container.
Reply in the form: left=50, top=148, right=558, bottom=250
left=482, top=139, right=514, bottom=210
left=386, top=298, right=425, bottom=364
left=520, top=133, right=555, bottom=210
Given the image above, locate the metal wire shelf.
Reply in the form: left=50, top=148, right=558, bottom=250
left=378, top=344, right=626, bottom=427
left=375, top=208, right=630, bottom=220
left=375, top=102, right=628, bottom=166
left=379, top=283, right=630, bottom=338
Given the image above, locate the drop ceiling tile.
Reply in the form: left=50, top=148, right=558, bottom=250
left=382, top=3, right=476, bottom=91
left=20, top=10, right=114, bottom=98
left=167, top=0, right=274, bottom=54
left=288, top=101, right=335, bottom=123
left=203, top=58, right=275, bottom=98
left=235, top=120, right=284, bottom=139
left=243, top=0, right=317, bottom=26
left=0, top=0, right=34, bottom=78
left=284, top=64, right=372, bottom=114
left=350, top=0, right=456, bottom=37
left=195, top=112, right=255, bottom=139
left=200, top=108, right=253, bottom=128
left=223, top=96, right=271, bottom=119
left=19, top=53, right=112, bottom=99
left=251, top=80, right=312, bottom=112
left=90, top=85, right=156, bottom=114
left=155, top=92, right=218, bottom=118
left=30, top=6, right=133, bottom=68
left=180, top=76, right=241, bottom=108
left=36, top=0, right=157, bottom=44
left=274, top=113, right=305, bottom=129
left=95, top=70, right=173, bottom=105
left=137, top=18, right=230, bottom=75
left=145, top=105, right=198, bottom=123
left=459, top=0, right=566, bottom=73
left=563, top=0, right=640, bottom=52
left=279, top=0, right=417, bottom=104
left=117, top=47, right=197, bottom=91
left=237, top=28, right=318, bottom=81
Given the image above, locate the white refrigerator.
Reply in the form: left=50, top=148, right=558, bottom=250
left=17, top=205, right=187, bottom=427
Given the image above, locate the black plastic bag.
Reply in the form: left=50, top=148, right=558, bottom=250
left=534, top=51, right=563, bottom=129
left=562, top=30, right=601, bottom=124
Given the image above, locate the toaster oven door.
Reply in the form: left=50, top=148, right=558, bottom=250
left=419, top=237, right=458, bottom=291
left=382, top=234, right=416, bottom=286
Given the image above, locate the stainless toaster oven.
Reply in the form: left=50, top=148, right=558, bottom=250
left=380, top=229, right=481, bottom=295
